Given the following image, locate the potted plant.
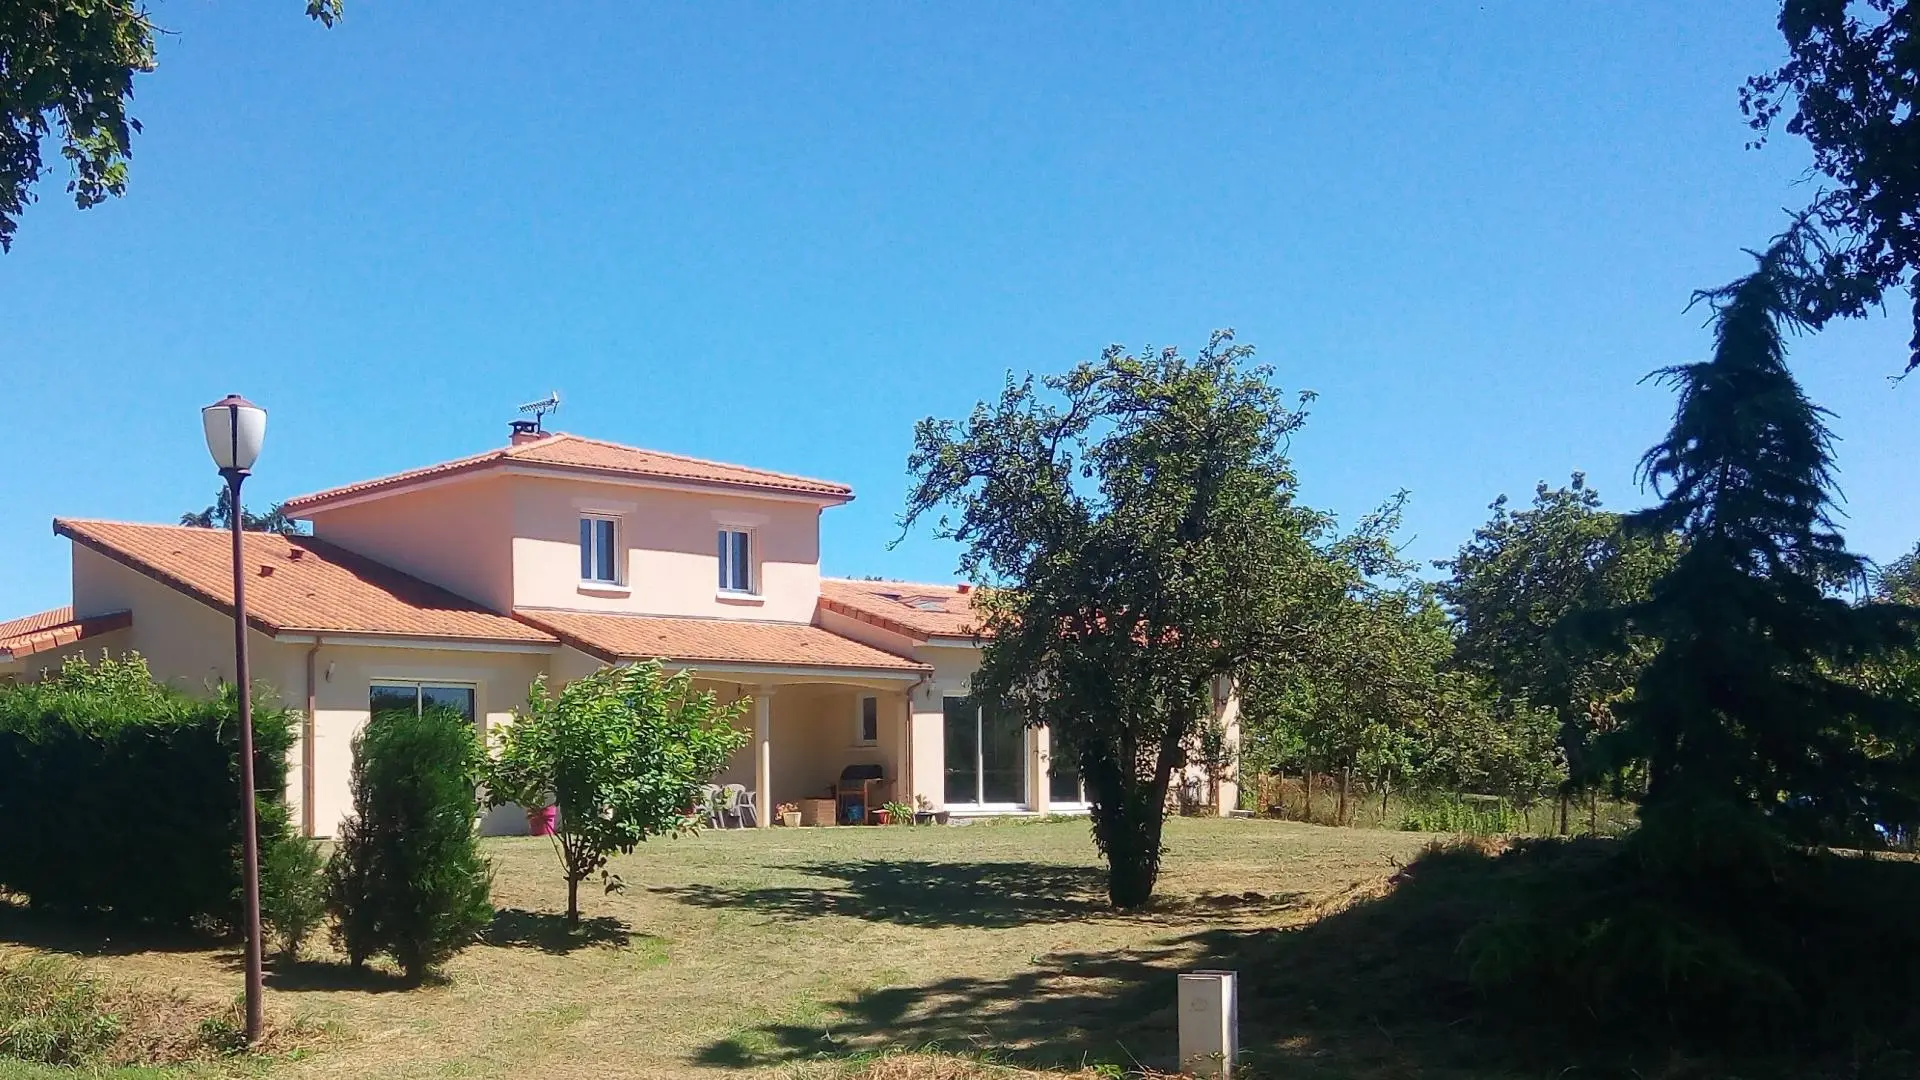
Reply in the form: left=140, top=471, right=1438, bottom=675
left=914, top=795, right=950, bottom=826
left=872, top=807, right=892, bottom=825
left=882, top=799, right=918, bottom=826
left=776, top=801, right=802, bottom=828
left=483, top=745, right=556, bottom=836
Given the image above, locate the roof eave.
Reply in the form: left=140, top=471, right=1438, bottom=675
left=284, top=460, right=853, bottom=518
left=271, top=630, right=556, bottom=653
left=0, top=609, right=134, bottom=662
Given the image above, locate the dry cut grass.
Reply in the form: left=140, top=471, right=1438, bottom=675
left=0, top=818, right=1441, bottom=1079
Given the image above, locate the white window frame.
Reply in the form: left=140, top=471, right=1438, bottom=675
left=717, top=528, right=754, bottom=594
left=854, top=694, right=880, bottom=747
left=369, top=679, right=481, bottom=734
left=580, top=514, right=621, bottom=585
left=1047, top=740, right=1089, bottom=809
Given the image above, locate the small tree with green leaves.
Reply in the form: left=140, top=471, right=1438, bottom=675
left=327, top=704, right=492, bottom=980
left=488, top=662, right=748, bottom=925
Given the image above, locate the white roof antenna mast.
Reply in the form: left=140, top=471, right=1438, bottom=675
left=516, top=391, right=562, bottom=435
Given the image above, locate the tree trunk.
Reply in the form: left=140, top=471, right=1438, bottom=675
left=1337, top=768, right=1350, bottom=827
left=1305, top=771, right=1315, bottom=824
left=1588, top=791, right=1599, bottom=834
left=567, top=874, right=580, bottom=926
left=1380, top=779, right=1391, bottom=820
left=1558, top=793, right=1570, bottom=836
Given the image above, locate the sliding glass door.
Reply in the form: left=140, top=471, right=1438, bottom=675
left=1049, top=747, right=1086, bottom=805
left=943, top=696, right=1027, bottom=807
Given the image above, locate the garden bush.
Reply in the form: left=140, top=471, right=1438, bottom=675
left=261, top=832, right=328, bottom=960
left=328, top=703, right=493, bottom=979
left=0, top=654, right=297, bottom=929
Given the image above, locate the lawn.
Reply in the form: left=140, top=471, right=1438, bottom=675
left=0, top=819, right=1453, bottom=1079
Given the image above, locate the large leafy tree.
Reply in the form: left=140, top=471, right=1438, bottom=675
left=1241, top=567, right=1563, bottom=821
left=1877, top=541, right=1920, bottom=604
left=1742, top=0, right=1920, bottom=374
left=904, top=331, right=1338, bottom=908
left=488, top=662, right=747, bottom=925
left=180, top=488, right=304, bottom=535
left=0, top=0, right=340, bottom=251
left=1602, top=227, right=1920, bottom=843
left=1435, top=475, right=1675, bottom=817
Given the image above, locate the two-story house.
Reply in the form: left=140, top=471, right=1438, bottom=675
left=0, top=424, right=1239, bottom=835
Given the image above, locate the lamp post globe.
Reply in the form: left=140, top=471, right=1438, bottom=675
left=202, top=394, right=267, bottom=475
left=203, top=393, right=267, bottom=1044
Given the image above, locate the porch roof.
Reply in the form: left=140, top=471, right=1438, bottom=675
left=513, top=607, right=930, bottom=678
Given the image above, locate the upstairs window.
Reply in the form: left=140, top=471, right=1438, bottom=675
left=855, top=695, right=879, bottom=745
left=718, top=529, right=752, bottom=592
left=580, top=516, right=619, bottom=583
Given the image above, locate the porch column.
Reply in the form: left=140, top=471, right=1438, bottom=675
left=1031, top=726, right=1051, bottom=816
left=754, top=685, right=775, bottom=828
left=896, top=691, right=914, bottom=809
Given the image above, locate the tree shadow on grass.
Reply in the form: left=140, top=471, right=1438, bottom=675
left=482, top=907, right=634, bottom=954
left=686, top=843, right=1600, bottom=1078
left=260, top=957, right=422, bottom=993
left=694, top=840, right=1920, bottom=1079
left=656, top=858, right=1304, bottom=930
left=0, top=896, right=225, bottom=957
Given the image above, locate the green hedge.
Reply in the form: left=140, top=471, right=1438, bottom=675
left=0, top=654, right=296, bottom=929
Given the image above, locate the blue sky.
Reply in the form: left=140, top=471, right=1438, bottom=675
left=2, top=2, right=1915, bottom=617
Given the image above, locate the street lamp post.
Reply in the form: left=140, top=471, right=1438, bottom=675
left=201, top=394, right=267, bottom=1045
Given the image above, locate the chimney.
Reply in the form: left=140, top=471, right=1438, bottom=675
left=508, top=419, right=547, bottom=446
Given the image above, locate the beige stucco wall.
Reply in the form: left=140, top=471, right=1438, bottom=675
left=306, top=475, right=515, bottom=611
left=305, top=643, right=551, bottom=837
left=71, top=547, right=299, bottom=697
left=509, top=478, right=824, bottom=622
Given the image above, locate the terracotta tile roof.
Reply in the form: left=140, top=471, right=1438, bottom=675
left=817, top=579, right=986, bottom=641
left=514, top=608, right=929, bottom=674
left=54, top=520, right=556, bottom=646
left=0, top=607, right=132, bottom=661
left=281, top=432, right=853, bottom=514
left=0, top=607, right=79, bottom=641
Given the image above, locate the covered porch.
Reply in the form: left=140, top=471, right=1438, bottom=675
left=704, top=674, right=922, bottom=826
left=516, top=607, right=934, bottom=828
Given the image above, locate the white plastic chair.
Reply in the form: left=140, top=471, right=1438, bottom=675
left=720, top=784, right=757, bottom=828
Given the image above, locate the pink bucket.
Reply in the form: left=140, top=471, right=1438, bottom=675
left=527, top=805, right=558, bottom=836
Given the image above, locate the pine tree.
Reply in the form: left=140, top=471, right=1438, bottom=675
left=1605, top=225, right=1920, bottom=845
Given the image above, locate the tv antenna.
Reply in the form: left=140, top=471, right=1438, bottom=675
left=516, top=391, right=561, bottom=434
